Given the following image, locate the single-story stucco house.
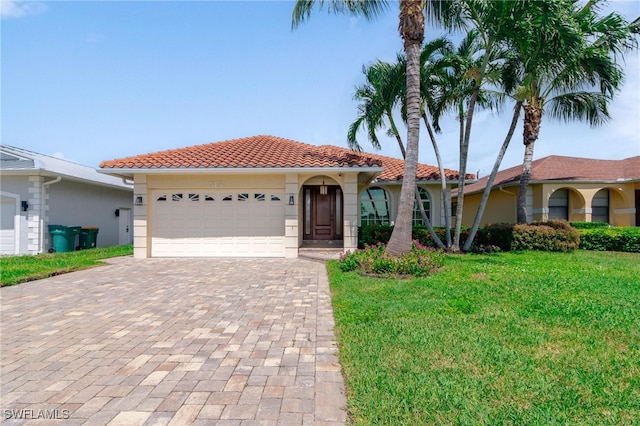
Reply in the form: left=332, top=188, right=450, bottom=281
left=99, top=135, right=473, bottom=259
left=0, top=145, right=134, bottom=255
left=459, top=155, right=640, bottom=227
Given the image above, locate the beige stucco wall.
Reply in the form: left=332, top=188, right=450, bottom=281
left=461, top=181, right=638, bottom=227
left=460, top=187, right=517, bottom=227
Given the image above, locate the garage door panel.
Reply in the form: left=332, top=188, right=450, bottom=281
left=151, top=189, right=284, bottom=257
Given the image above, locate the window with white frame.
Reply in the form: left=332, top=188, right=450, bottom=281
left=360, top=187, right=390, bottom=225
left=413, top=187, right=431, bottom=225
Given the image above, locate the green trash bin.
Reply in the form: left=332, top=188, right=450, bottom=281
left=79, top=227, right=99, bottom=249
left=67, top=226, right=81, bottom=251
left=48, top=225, right=70, bottom=253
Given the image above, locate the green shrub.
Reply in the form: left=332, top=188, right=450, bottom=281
left=475, top=223, right=514, bottom=252
left=579, top=227, right=640, bottom=252
left=359, top=225, right=470, bottom=249
left=512, top=220, right=580, bottom=252
left=339, top=241, right=445, bottom=277
left=570, top=221, right=610, bottom=229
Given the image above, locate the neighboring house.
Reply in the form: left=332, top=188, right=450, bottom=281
left=99, top=135, right=472, bottom=259
left=0, top=145, right=134, bottom=255
left=459, top=155, right=640, bottom=227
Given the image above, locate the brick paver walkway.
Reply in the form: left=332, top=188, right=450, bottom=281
left=0, top=257, right=347, bottom=425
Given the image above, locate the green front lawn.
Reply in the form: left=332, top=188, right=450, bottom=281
left=0, top=245, right=133, bottom=287
left=328, top=250, right=640, bottom=425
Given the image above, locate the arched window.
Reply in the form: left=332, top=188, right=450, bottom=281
left=413, top=187, right=431, bottom=226
left=592, top=189, right=610, bottom=223
left=549, top=189, right=569, bottom=220
left=360, top=187, right=390, bottom=225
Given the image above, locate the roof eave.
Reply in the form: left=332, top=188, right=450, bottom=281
left=97, top=165, right=384, bottom=179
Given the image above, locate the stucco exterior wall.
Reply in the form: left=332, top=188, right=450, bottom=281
left=460, top=187, right=517, bottom=227
left=47, top=179, right=133, bottom=248
left=462, top=181, right=638, bottom=227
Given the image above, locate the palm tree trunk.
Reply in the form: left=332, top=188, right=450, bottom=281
left=452, top=103, right=466, bottom=251
left=387, top=0, right=424, bottom=256
left=517, top=103, right=543, bottom=224
left=462, top=101, right=523, bottom=251
left=454, top=42, right=492, bottom=251
left=422, top=112, right=450, bottom=248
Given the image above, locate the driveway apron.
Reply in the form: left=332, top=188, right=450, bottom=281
left=0, top=257, right=347, bottom=425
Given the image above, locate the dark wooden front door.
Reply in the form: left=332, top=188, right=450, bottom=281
left=303, top=186, right=343, bottom=240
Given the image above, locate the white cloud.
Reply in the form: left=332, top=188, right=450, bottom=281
left=0, top=0, right=48, bottom=19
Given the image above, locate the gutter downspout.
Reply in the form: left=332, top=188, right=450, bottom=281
left=40, top=176, right=62, bottom=253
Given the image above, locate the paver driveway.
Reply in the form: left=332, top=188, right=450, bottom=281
left=0, top=257, right=347, bottom=425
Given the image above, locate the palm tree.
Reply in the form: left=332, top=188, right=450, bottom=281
left=515, top=0, right=632, bottom=224
left=347, top=38, right=453, bottom=250
left=293, top=0, right=450, bottom=256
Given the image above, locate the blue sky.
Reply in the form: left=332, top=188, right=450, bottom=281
left=2, top=0, right=639, bottom=177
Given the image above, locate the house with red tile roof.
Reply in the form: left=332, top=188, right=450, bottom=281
left=99, top=135, right=471, bottom=258
left=458, top=155, right=640, bottom=227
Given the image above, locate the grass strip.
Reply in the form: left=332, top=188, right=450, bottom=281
left=0, top=245, right=133, bottom=287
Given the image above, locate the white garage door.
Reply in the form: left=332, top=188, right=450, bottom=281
left=0, top=198, right=17, bottom=255
left=151, top=190, right=285, bottom=257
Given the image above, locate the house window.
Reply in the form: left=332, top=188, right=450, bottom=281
left=592, top=189, right=609, bottom=223
left=413, top=187, right=431, bottom=226
left=204, top=195, right=215, bottom=201
left=223, top=195, right=233, bottom=201
left=360, top=187, right=390, bottom=226
left=255, top=193, right=265, bottom=201
left=172, top=193, right=183, bottom=201
left=549, top=189, right=569, bottom=220
left=189, top=193, right=199, bottom=201
left=157, top=195, right=167, bottom=202
left=238, top=193, right=249, bottom=202
left=271, top=195, right=281, bottom=202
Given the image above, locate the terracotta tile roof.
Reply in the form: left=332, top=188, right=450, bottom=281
left=463, top=155, right=640, bottom=195
left=100, top=135, right=469, bottom=181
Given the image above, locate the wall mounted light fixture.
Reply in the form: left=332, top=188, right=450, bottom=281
left=288, top=194, right=295, bottom=205
left=115, top=209, right=120, bottom=217
left=320, top=176, right=328, bottom=195
left=134, top=195, right=144, bottom=206
left=21, top=201, right=29, bottom=212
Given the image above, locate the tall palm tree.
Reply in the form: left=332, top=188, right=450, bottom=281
left=293, top=0, right=450, bottom=256
left=515, top=0, right=633, bottom=224
left=348, top=38, right=453, bottom=250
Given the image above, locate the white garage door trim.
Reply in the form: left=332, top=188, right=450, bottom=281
left=0, top=194, right=19, bottom=255
left=150, top=189, right=285, bottom=257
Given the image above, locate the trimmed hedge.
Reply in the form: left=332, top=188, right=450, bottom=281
left=358, top=225, right=469, bottom=249
left=359, top=221, right=640, bottom=253
left=476, top=220, right=580, bottom=252
left=578, top=227, right=640, bottom=253
left=570, top=221, right=610, bottom=229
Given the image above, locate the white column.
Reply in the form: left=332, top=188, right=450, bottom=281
left=343, top=174, right=359, bottom=253
left=284, top=173, right=299, bottom=258
left=27, top=176, right=44, bottom=254
left=133, top=175, right=148, bottom=259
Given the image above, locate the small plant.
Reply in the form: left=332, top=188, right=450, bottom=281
left=471, top=244, right=502, bottom=254
left=339, top=241, right=444, bottom=277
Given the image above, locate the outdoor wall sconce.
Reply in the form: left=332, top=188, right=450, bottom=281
left=21, top=201, right=29, bottom=212
left=288, top=194, right=295, bottom=205
left=115, top=209, right=120, bottom=217
left=134, top=195, right=144, bottom=206
left=320, top=176, right=328, bottom=195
